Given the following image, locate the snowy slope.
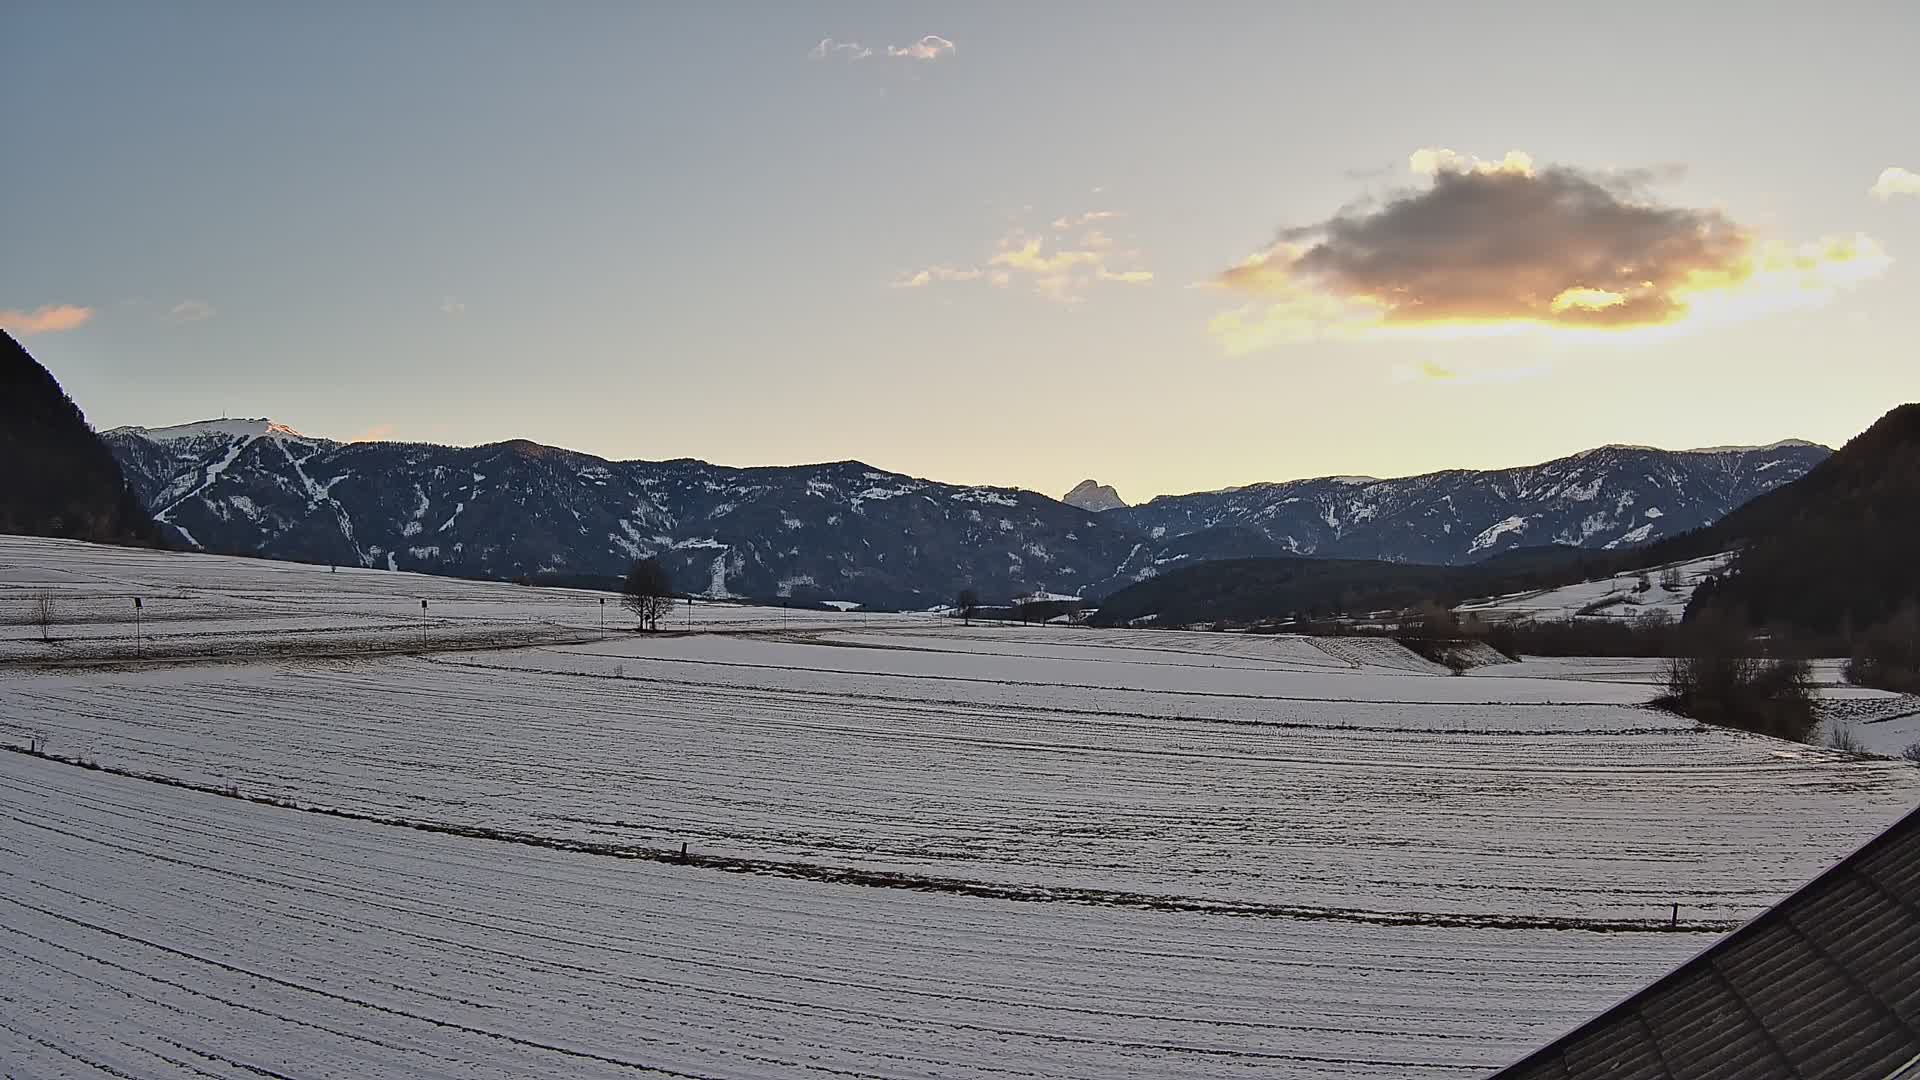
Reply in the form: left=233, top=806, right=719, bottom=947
left=1455, top=552, right=1734, bottom=623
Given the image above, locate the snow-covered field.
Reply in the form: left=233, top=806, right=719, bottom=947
left=1455, top=552, right=1731, bottom=624
left=0, top=535, right=923, bottom=663
left=4, top=535, right=1919, bottom=1078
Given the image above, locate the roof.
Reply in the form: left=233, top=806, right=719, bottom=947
left=1489, top=802, right=1920, bottom=1080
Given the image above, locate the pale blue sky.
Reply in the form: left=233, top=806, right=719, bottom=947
left=6, top=2, right=1917, bottom=499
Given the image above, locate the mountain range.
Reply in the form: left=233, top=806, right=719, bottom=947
left=1093, top=402, right=1917, bottom=639
left=100, top=416, right=1829, bottom=608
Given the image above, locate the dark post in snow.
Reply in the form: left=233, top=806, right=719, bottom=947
left=600, top=596, right=606, bottom=632
left=420, top=599, right=428, bottom=650
left=133, top=596, right=142, bottom=659
left=1670, top=903, right=1678, bottom=927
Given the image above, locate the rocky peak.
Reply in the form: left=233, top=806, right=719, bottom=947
left=1062, top=479, right=1127, bottom=512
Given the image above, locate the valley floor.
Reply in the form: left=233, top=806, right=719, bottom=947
left=3, top=535, right=1917, bottom=1078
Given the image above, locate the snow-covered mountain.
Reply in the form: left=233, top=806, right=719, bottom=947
left=1107, top=442, right=1832, bottom=566
left=103, top=420, right=1828, bottom=605
left=104, top=420, right=1138, bottom=607
left=1062, top=479, right=1126, bottom=512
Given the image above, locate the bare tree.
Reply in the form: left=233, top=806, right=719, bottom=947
left=955, top=588, right=979, bottom=626
left=1659, top=566, right=1684, bottom=592
left=622, top=558, right=674, bottom=631
left=31, top=592, right=53, bottom=643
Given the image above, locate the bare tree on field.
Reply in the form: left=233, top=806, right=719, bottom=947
left=622, top=557, right=674, bottom=631
left=955, top=588, right=979, bottom=626
left=1659, top=566, right=1684, bottom=592
left=31, top=592, right=53, bottom=643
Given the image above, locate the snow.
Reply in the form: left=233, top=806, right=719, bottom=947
left=155, top=431, right=257, bottom=532
left=110, top=417, right=306, bottom=442
left=0, top=749, right=1705, bottom=1079
left=1456, top=552, right=1732, bottom=624
left=951, top=488, right=1020, bottom=507
left=1468, top=514, right=1531, bottom=553
left=1613, top=521, right=1655, bottom=545
left=3, top=535, right=1918, bottom=1078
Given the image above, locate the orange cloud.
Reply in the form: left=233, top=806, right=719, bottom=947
left=0, top=304, right=93, bottom=336
left=1210, top=151, right=1890, bottom=353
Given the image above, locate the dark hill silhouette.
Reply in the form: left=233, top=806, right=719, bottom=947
left=1685, top=402, right=1919, bottom=635
left=0, top=331, right=159, bottom=544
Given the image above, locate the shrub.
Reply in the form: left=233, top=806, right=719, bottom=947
left=1901, top=742, right=1920, bottom=763
left=1825, top=722, right=1864, bottom=753
left=31, top=592, right=53, bottom=642
left=1843, top=607, right=1920, bottom=693
left=1658, top=651, right=1817, bottom=743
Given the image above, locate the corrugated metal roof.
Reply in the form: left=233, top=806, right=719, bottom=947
left=1490, top=803, right=1920, bottom=1080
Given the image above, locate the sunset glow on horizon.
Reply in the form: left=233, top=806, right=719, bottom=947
left=5, top=3, right=1917, bottom=500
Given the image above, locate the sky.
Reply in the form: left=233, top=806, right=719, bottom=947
left=5, top=2, right=1918, bottom=501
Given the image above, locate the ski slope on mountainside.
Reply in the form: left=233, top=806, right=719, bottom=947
left=4, top=536, right=1919, bottom=1078
left=1455, top=552, right=1732, bottom=623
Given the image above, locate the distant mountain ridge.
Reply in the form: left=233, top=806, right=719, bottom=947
left=1110, top=441, right=1830, bottom=566
left=101, top=416, right=1828, bottom=607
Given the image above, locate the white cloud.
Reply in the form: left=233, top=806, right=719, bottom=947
left=1871, top=166, right=1920, bottom=200
left=809, top=37, right=873, bottom=61
left=887, top=35, right=955, bottom=61
left=440, top=296, right=466, bottom=315
left=166, top=300, right=216, bottom=323
left=812, top=35, right=951, bottom=63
